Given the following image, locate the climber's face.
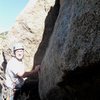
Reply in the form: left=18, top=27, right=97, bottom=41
left=15, top=49, right=24, bottom=60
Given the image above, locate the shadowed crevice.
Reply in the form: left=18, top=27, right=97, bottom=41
left=33, top=0, right=60, bottom=67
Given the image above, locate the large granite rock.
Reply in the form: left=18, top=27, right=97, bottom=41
left=39, top=0, right=100, bottom=99
left=0, top=0, right=100, bottom=99
left=1, top=0, right=56, bottom=70
left=0, top=0, right=57, bottom=100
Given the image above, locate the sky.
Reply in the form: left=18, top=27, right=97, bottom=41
left=0, top=0, right=28, bottom=33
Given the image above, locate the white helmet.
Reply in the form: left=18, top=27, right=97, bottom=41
left=13, top=43, right=24, bottom=51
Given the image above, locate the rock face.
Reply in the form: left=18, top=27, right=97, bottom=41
left=2, top=0, right=56, bottom=69
left=39, top=0, right=100, bottom=100
left=0, top=0, right=57, bottom=100
left=0, top=0, right=61, bottom=99
left=0, top=0, right=100, bottom=100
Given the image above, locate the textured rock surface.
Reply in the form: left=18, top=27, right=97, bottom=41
left=0, top=0, right=100, bottom=100
left=0, top=0, right=62, bottom=99
left=0, top=0, right=56, bottom=100
left=34, top=0, right=60, bottom=67
left=2, top=0, right=56, bottom=70
left=39, top=0, right=100, bottom=99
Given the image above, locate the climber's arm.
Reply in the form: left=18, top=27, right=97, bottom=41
left=17, top=65, right=40, bottom=78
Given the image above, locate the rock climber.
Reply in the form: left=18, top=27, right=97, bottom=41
left=5, top=42, right=40, bottom=100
